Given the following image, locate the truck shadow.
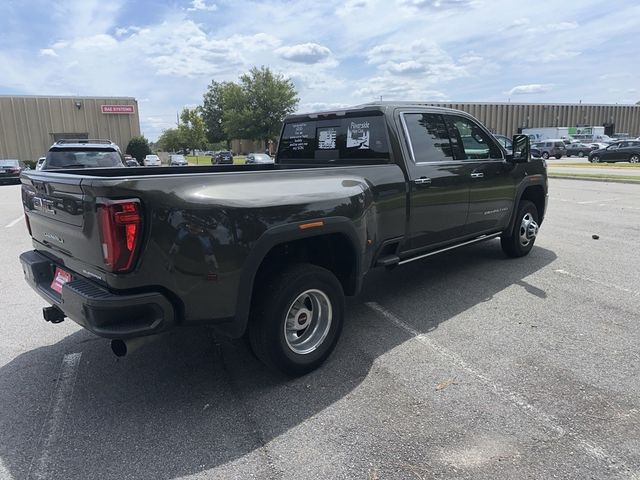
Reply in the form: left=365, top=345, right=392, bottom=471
left=0, top=241, right=556, bottom=479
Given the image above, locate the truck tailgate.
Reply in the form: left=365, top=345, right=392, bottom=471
left=22, top=173, right=106, bottom=274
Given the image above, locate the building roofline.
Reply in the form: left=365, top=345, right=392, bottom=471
left=0, top=94, right=137, bottom=101
left=379, top=100, right=640, bottom=107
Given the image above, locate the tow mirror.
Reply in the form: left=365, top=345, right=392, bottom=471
left=507, top=134, right=530, bottom=163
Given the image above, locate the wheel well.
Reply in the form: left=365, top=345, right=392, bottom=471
left=254, top=233, right=359, bottom=296
left=521, top=185, right=546, bottom=223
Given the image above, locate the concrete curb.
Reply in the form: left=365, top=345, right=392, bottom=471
left=548, top=174, right=640, bottom=185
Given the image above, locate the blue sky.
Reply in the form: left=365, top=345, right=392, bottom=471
left=1, top=0, right=639, bottom=140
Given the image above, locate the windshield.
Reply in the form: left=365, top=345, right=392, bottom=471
left=0, top=160, right=20, bottom=167
left=44, top=148, right=123, bottom=170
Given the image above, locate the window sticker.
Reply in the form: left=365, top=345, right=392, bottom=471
left=289, top=122, right=312, bottom=151
left=347, top=120, right=370, bottom=149
left=318, top=127, right=337, bottom=149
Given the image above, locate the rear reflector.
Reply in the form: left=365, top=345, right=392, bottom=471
left=97, top=199, right=142, bottom=273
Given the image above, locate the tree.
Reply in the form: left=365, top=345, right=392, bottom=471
left=222, top=66, right=299, bottom=143
left=178, top=107, right=208, bottom=151
left=126, top=135, right=152, bottom=162
left=157, top=128, right=183, bottom=152
left=202, top=81, right=230, bottom=144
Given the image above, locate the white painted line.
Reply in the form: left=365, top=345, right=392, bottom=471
left=0, top=457, right=15, bottom=480
left=554, top=269, right=638, bottom=296
left=4, top=216, right=23, bottom=228
left=364, top=302, right=625, bottom=470
left=577, top=198, right=620, bottom=205
left=28, top=353, right=82, bottom=480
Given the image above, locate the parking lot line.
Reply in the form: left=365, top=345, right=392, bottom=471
left=4, top=216, right=23, bottom=228
left=554, top=269, right=638, bottom=296
left=364, top=301, right=626, bottom=470
left=28, top=353, right=82, bottom=480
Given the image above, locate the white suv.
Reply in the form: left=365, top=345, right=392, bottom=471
left=143, top=154, right=161, bottom=166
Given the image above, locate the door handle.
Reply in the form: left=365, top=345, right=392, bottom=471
left=470, top=172, right=484, bottom=178
left=414, top=177, right=431, bottom=185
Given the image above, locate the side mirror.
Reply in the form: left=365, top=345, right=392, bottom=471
left=507, top=134, right=530, bottom=163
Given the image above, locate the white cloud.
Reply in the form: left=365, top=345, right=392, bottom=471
left=276, top=43, right=332, bottom=64
left=399, top=0, right=478, bottom=10
left=356, top=76, right=448, bottom=101
left=39, top=49, right=58, bottom=57
left=547, top=21, right=578, bottom=31
left=508, top=84, right=553, bottom=96
left=187, top=0, right=217, bottom=11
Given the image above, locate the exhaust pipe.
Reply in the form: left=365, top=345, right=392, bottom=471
left=111, top=335, right=159, bottom=357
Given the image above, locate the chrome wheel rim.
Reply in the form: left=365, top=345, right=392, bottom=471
left=631, top=155, right=639, bottom=164
left=283, top=289, right=332, bottom=355
left=592, top=156, right=599, bottom=163
left=519, top=212, right=539, bottom=247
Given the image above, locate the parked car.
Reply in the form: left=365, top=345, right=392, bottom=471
left=588, top=140, right=640, bottom=163
left=565, top=143, right=594, bottom=158
left=40, top=139, right=124, bottom=171
left=590, top=142, right=610, bottom=150
left=0, top=159, right=28, bottom=183
left=245, top=153, right=274, bottom=164
left=35, top=157, right=46, bottom=170
left=531, top=140, right=566, bottom=159
left=169, top=154, right=188, bottom=166
left=143, top=154, right=161, bottom=166
left=212, top=150, right=233, bottom=165
left=125, top=159, right=140, bottom=167
left=19, top=103, right=547, bottom=376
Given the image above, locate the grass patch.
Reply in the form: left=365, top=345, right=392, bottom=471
left=187, top=155, right=246, bottom=166
left=549, top=172, right=640, bottom=182
left=549, top=162, right=640, bottom=169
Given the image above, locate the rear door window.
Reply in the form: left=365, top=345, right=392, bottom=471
left=278, top=113, right=389, bottom=163
left=401, top=113, right=454, bottom=163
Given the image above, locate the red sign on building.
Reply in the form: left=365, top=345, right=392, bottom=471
left=101, top=105, right=135, bottom=114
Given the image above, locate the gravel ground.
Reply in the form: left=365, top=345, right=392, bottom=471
left=0, top=178, right=638, bottom=480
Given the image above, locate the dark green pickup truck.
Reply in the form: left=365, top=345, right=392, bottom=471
left=19, top=103, right=548, bottom=375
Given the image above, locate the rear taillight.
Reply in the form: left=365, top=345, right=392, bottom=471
left=97, top=199, right=142, bottom=273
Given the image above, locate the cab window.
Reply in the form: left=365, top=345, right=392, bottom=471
left=401, top=113, right=453, bottom=163
left=444, top=115, right=502, bottom=160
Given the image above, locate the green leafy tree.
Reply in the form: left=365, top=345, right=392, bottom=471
left=157, top=128, right=184, bottom=152
left=126, top=135, right=152, bottom=162
left=222, top=66, right=299, bottom=143
left=202, top=81, right=231, bottom=144
left=178, top=107, right=208, bottom=151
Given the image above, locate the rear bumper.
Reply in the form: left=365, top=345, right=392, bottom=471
left=20, top=250, right=176, bottom=339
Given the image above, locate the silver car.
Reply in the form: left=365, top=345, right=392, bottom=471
left=169, top=154, right=188, bottom=166
left=531, top=140, right=566, bottom=159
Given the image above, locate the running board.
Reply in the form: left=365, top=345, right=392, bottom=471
left=398, top=232, right=501, bottom=266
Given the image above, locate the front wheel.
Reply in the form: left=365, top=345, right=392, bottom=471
left=591, top=155, right=600, bottom=163
left=542, top=152, right=550, bottom=160
left=501, top=200, right=539, bottom=258
left=249, top=264, right=344, bottom=376
left=630, top=154, right=640, bottom=164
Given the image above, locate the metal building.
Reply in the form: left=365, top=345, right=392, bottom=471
left=0, top=95, right=141, bottom=161
left=425, top=102, right=640, bottom=138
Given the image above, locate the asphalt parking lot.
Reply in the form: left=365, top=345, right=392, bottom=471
left=1, top=178, right=639, bottom=480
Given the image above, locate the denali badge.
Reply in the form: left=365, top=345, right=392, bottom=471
left=43, top=232, right=64, bottom=244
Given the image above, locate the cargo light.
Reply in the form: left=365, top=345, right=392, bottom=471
left=97, top=199, right=142, bottom=273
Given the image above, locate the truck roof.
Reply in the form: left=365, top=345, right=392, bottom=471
left=286, top=102, right=466, bottom=122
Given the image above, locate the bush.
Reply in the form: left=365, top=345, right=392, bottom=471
left=126, top=136, right=152, bottom=162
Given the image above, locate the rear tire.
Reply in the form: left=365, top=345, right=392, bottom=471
left=501, top=200, right=539, bottom=258
left=578, top=151, right=584, bottom=157
left=630, top=154, right=640, bottom=163
left=555, top=154, right=562, bottom=159
left=248, top=264, right=344, bottom=376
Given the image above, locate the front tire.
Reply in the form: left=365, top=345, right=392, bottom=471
left=591, top=155, right=600, bottom=163
left=501, top=200, right=539, bottom=258
left=542, top=152, right=550, bottom=160
left=249, top=264, right=344, bottom=376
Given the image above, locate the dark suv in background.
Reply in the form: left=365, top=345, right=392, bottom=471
left=41, top=139, right=125, bottom=170
left=211, top=150, right=233, bottom=165
left=589, top=140, right=640, bottom=163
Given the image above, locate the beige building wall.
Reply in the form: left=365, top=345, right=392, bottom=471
left=0, top=95, right=141, bottom=161
left=425, top=102, right=640, bottom=138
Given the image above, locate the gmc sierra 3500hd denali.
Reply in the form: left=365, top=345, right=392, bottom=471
left=19, top=103, right=548, bottom=376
